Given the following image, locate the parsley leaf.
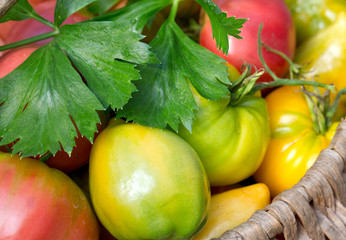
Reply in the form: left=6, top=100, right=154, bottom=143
left=0, top=0, right=41, bottom=22
left=195, top=0, right=247, bottom=54
left=0, top=43, right=103, bottom=157
left=55, top=0, right=96, bottom=26
left=92, top=0, right=172, bottom=31
left=117, top=20, right=230, bottom=131
left=56, top=20, right=158, bottom=109
left=83, top=0, right=120, bottom=15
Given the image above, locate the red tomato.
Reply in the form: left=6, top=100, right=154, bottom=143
left=0, top=37, right=5, bottom=57
left=0, top=46, right=37, bottom=77
left=199, top=0, right=296, bottom=83
left=1, top=0, right=89, bottom=45
left=0, top=152, right=99, bottom=240
left=0, top=46, right=109, bottom=173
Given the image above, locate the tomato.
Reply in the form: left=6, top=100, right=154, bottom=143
left=0, top=46, right=37, bottom=78
left=0, top=46, right=110, bottom=173
left=0, top=37, right=4, bottom=57
left=199, top=0, right=296, bottom=83
left=284, top=0, right=346, bottom=45
left=253, top=86, right=339, bottom=197
left=89, top=119, right=210, bottom=240
left=1, top=0, right=88, bottom=45
left=177, top=76, right=271, bottom=186
left=0, top=152, right=99, bottom=240
left=293, top=12, right=346, bottom=120
left=193, top=183, right=270, bottom=240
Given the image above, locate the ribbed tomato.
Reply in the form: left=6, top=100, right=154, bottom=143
left=178, top=82, right=270, bottom=186
left=253, top=86, right=339, bottom=197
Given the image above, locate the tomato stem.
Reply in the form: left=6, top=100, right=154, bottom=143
left=253, top=23, right=335, bottom=94
left=0, top=30, right=59, bottom=51
left=250, top=78, right=334, bottom=95
left=168, top=0, right=180, bottom=23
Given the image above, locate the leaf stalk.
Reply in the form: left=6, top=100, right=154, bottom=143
left=0, top=30, right=59, bottom=51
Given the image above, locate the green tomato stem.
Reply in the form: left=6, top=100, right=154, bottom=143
left=250, top=79, right=335, bottom=95
left=0, top=30, right=59, bottom=51
left=256, top=23, right=279, bottom=81
left=168, top=0, right=180, bottom=23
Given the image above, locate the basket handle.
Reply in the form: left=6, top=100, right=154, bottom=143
left=0, top=0, right=18, bottom=19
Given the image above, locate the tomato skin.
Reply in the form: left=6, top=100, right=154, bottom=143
left=0, top=152, right=99, bottom=240
left=178, top=87, right=271, bottom=186
left=193, top=183, right=270, bottom=240
left=0, top=47, right=37, bottom=78
left=284, top=0, right=346, bottom=45
left=199, top=0, right=296, bottom=83
left=253, top=86, right=339, bottom=197
left=293, top=12, right=346, bottom=119
left=89, top=119, right=210, bottom=240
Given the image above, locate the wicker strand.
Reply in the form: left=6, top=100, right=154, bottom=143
left=216, top=119, right=346, bottom=239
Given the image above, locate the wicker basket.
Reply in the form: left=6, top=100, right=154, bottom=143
left=215, top=119, right=346, bottom=240
left=1, top=1, right=345, bottom=239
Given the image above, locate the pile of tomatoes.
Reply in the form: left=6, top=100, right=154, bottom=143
left=0, top=0, right=345, bottom=239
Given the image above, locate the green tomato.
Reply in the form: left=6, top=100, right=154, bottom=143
left=89, top=119, right=210, bottom=240
left=284, top=0, right=346, bottom=45
left=178, top=88, right=271, bottom=186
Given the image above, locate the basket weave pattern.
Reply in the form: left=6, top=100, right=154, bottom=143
left=216, top=120, right=346, bottom=240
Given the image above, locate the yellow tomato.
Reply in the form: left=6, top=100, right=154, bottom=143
left=254, top=86, right=338, bottom=197
left=193, top=183, right=270, bottom=240
left=89, top=119, right=210, bottom=240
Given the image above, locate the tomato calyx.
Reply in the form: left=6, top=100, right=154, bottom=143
left=302, top=86, right=346, bottom=135
left=228, top=62, right=264, bottom=106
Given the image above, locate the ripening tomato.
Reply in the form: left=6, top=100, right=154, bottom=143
left=0, top=152, right=99, bottom=240
left=284, top=0, right=346, bottom=45
left=293, top=12, right=346, bottom=120
left=253, top=86, right=339, bottom=197
left=0, top=46, right=109, bottom=173
left=199, top=0, right=296, bottom=83
left=89, top=119, right=210, bottom=240
left=177, top=64, right=270, bottom=186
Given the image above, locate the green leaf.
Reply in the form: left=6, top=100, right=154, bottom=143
left=195, top=0, right=247, bottom=54
left=0, top=0, right=41, bottom=23
left=117, top=20, right=230, bottom=131
left=92, top=0, right=172, bottom=31
left=0, top=43, right=104, bottom=157
left=55, top=0, right=96, bottom=26
left=84, top=0, right=120, bottom=15
left=56, top=20, right=157, bottom=109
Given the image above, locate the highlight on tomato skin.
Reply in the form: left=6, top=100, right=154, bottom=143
left=199, top=0, right=296, bottom=83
